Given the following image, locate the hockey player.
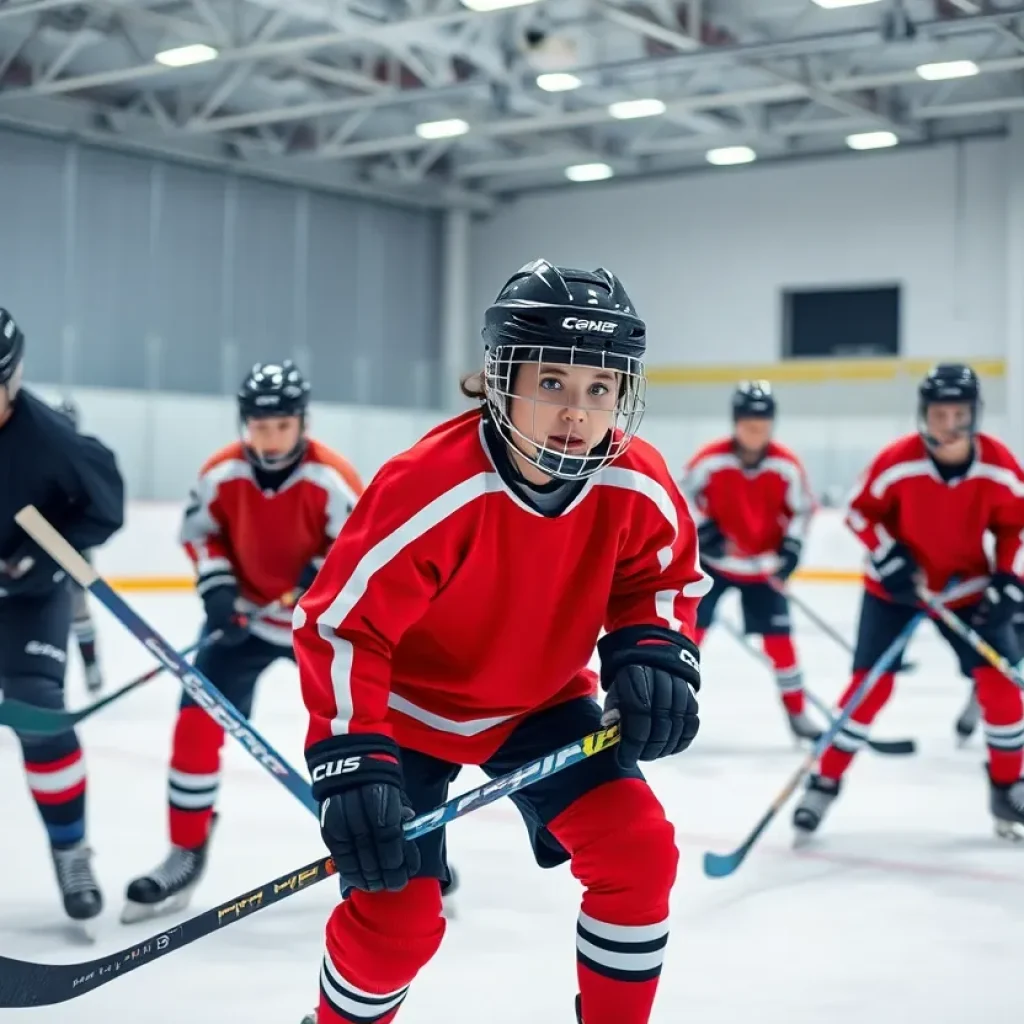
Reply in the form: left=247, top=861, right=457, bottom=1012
left=0, top=309, right=124, bottom=930
left=54, top=396, right=104, bottom=694
left=794, top=363, right=1024, bottom=839
left=294, top=260, right=708, bottom=1024
left=679, top=381, right=819, bottom=741
left=122, top=361, right=364, bottom=922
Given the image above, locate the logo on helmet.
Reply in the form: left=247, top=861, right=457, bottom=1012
left=561, top=317, right=617, bottom=334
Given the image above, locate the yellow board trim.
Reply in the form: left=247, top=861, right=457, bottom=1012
left=106, top=569, right=864, bottom=592
left=646, top=356, right=1005, bottom=387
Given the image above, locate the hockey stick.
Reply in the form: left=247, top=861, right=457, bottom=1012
left=717, top=619, right=916, bottom=755
left=917, top=586, right=1024, bottom=691
left=0, top=723, right=620, bottom=1008
left=14, top=506, right=317, bottom=816
left=0, top=635, right=213, bottom=735
left=703, top=609, right=926, bottom=879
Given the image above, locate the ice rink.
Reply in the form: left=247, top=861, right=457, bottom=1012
left=1, top=583, right=1022, bottom=1024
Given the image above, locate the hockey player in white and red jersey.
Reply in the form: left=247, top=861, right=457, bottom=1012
left=679, top=381, right=819, bottom=742
left=794, top=364, right=1024, bottom=839
left=293, top=260, right=709, bottom=1024
left=122, top=361, right=364, bottom=922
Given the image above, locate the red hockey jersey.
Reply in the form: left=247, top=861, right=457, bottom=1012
left=679, top=437, right=814, bottom=580
left=181, top=439, right=364, bottom=646
left=294, top=410, right=709, bottom=765
left=845, top=432, right=1024, bottom=606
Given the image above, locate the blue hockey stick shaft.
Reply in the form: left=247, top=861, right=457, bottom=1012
left=703, top=607, right=926, bottom=879
left=14, top=506, right=317, bottom=816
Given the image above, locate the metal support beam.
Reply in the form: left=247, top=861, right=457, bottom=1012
left=441, top=206, right=472, bottom=413
left=1007, top=114, right=1024, bottom=457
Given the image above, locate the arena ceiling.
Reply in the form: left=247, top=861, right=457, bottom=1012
left=0, top=0, right=1023, bottom=210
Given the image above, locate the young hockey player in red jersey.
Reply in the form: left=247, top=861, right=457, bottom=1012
left=293, top=260, right=709, bottom=1024
left=122, top=361, right=364, bottom=922
left=679, top=381, right=818, bottom=742
left=794, top=364, right=1024, bottom=839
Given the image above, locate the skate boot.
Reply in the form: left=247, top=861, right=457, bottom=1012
left=83, top=658, right=103, bottom=694
left=51, top=840, right=103, bottom=940
left=786, top=710, right=823, bottom=744
left=122, top=829, right=214, bottom=924
left=955, top=688, right=980, bottom=745
left=792, top=774, right=841, bottom=836
left=988, top=772, right=1024, bottom=841
left=299, top=1013, right=316, bottom=1024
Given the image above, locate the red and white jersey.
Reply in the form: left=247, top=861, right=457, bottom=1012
left=679, top=437, right=814, bottom=580
left=294, top=409, right=709, bottom=765
left=181, top=439, right=364, bottom=646
left=845, top=432, right=1024, bottom=606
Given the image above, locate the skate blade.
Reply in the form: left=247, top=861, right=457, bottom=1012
left=120, top=887, right=196, bottom=925
left=994, top=819, right=1024, bottom=842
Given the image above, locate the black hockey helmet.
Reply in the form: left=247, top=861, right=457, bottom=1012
left=480, top=259, right=647, bottom=480
left=237, top=361, right=311, bottom=471
left=917, top=363, right=980, bottom=445
left=55, top=396, right=80, bottom=430
left=0, top=308, right=25, bottom=388
left=732, top=380, right=776, bottom=421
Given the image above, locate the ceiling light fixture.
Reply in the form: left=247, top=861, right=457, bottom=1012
left=154, top=43, right=219, bottom=67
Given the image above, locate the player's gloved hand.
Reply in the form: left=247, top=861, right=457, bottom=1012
left=0, top=539, right=65, bottom=597
left=696, top=520, right=727, bottom=563
left=597, top=625, right=701, bottom=770
left=307, top=734, right=421, bottom=893
left=200, top=579, right=250, bottom=647
left=871, top=542, right=919, bottom=604
left=296, top=560, right=320, bottom=594
left=972, top=573, right=1024, bottom=633
left=774, top=537, right=802, bottom=582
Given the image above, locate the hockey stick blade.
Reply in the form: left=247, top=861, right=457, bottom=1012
left=0, top=724, right=621, bottom=1007
left=0, top=856, right=336, bottom=1007
left=0, top=637, right=207, bottom=735
left=802, top=691, right=916, bottom=756
left=703, top=609, right=927, bottom=879
left=14, top=506, right=317, bottom=815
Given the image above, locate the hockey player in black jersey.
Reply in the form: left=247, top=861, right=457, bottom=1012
left=54, top=396, right=105, bottom=694
left=0, top=309, right=125, bottom=934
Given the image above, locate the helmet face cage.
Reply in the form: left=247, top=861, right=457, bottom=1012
left=484, top=343, right=646, bottom=481
left=238, top=362, right=310, bottom=472
left=917, top=365, right=981, bottom=446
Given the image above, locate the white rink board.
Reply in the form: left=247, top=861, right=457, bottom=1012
left=1, top=587, right=1022, bottom=1024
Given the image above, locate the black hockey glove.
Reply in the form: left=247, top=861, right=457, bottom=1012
left=972, top=573, right=1024, bottom=634
left=296, top=561, right=320, bottom=594
left=775, top=537, right=802, bottom=582
left=200, top=579, right=250, bottom=648
left=308, top=734, right=421, bottom=893
left=0, top=539, right=66, bottom=598
left=871, top=542, right=919, bottom=604
left=597, top=625, right=701, bottom=770
left=696, top=520, right=727, bottom=563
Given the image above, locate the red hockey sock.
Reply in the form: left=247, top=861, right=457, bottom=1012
left=819, top=670, right=895, bottom=780
left=548, top=779, right=678, bottom=1024
left=168, top=707, right=225, bottom=849
left=318, top=879, right=445, bottom=1023
left=762, top=634, right=803, bottom=714
left=974, top=666, right=1024, bottom=784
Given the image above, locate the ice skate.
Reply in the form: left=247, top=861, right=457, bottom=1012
left=83, top=658, right=103, bottom=694
left=792, top=774, right=840, bottom=839
left=299, top=1012, right=316, bottom=1024
left=121, top=835, right=212, bottom=924
left=786, top=709, right=822, bottom=745
left=51, top=840, right=103, bottom=941
left=955, top=688, right=980, bottom=746
left=988, top=773, right=1024, bottom=842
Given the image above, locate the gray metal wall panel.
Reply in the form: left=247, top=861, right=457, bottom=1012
left=0, top=126, right=443, bottom=409
left=0, top=133, right=67, bottom=382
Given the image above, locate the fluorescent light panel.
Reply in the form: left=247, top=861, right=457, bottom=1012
left=154, top=43, right=219, bottom=67
left=565, top=162, right=614, bottom=182
left=536, top=72, right=582, bottom=92
left=415, top=118, right=469, bottom=140
left=460, top=0, right=540, bottom=10
left=916, top=60, right=979, bottom=81
left=608, top=98, right=666, bottom=120
left=846, top=130, right=899, bottom=150
left=706, top=145, right=757, bottom=166
left=812, top=0, right=882, bottom=8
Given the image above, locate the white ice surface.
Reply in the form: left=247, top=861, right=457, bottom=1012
left=1, top=584, right=1022, bottom=1024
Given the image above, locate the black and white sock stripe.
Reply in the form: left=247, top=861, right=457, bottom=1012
left=575, top=911, right=668, bottom=983
left=832, top=718, right=870, bottom=754
left=983, top=718, right=1024, bottom=751
left=196, top=568, right=236, bottom=598
left=168, top=768, right=220, bottom=812
left=320, top=955, right=408, bottom=1022
left=775, top=668, right=803, bottom=695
